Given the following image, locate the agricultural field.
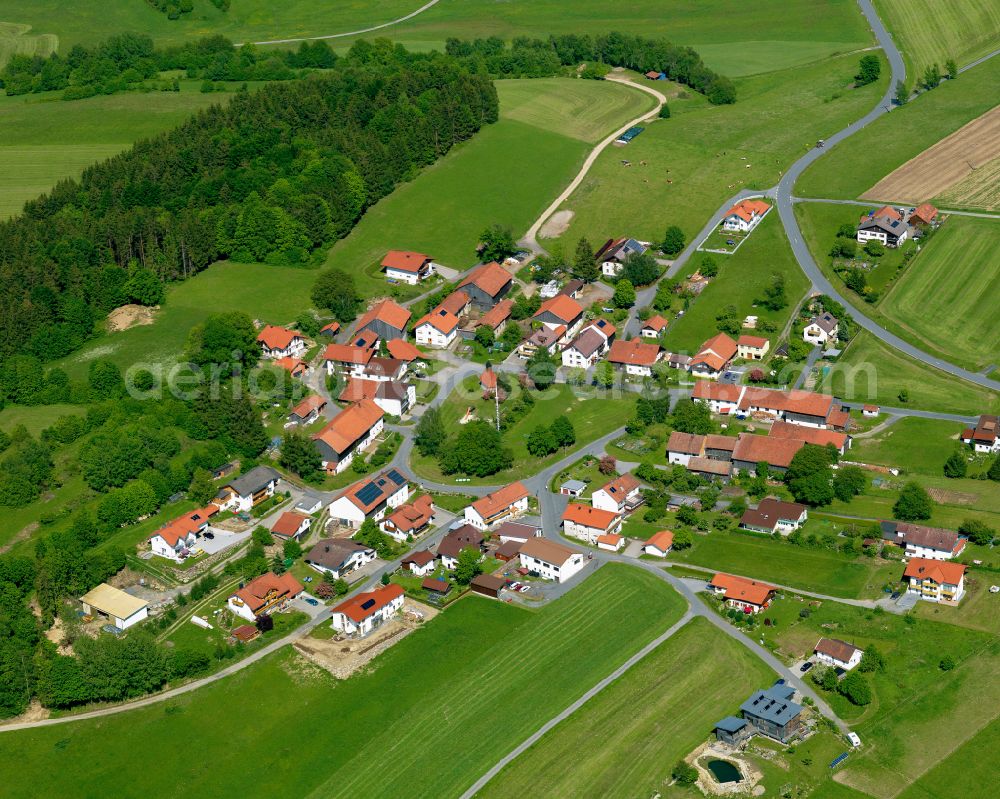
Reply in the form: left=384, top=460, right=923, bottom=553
left=850, top=417, right=967, bottom=475
left=478, top=617, right=778, bottom=798
left=820, top=330, right=1000, bottom=416
left=410, top=382, right=634, bottom=485
left=0, top=87, right=225, bottom=218
left=937, top=154, right=1000, bottom=210
left=545, top=52, right=888, bottom=253
left=326, top=78, right=645, bottom=297
left=668, top=528, right=900, bottom=599
left=796, top=55, right=1000, bottom=200
left=895, top=718, right=1000, bottom=799
left=0, top=564, right=687, bottom=798
left=878, top=217, right=1000, bottom=371
left=873, top=0, right=1000, bottom=76
left=861, top=105, right=1000, bottom=208
left=0, top=21, right=56, bottom=66
left=661, top=213, right=811, bottom=354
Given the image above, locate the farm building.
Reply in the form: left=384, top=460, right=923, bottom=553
left=79, top=583, right=149, bottom=631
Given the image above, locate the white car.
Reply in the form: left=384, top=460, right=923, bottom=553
left=989, top=585, right=1000, bottom=594
left=847, top=732, right=861, bottom=748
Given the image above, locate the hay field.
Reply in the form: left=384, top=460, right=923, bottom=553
left=860, top=104, right=1000, bottom=205
left=937, top=154, right=1000, bottom=210
left=0, top=22, right=56, bottom=67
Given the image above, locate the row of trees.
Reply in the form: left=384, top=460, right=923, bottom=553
left=0, top=40, right=499, bottom=361
left=445, top=32, right=737, bottom=104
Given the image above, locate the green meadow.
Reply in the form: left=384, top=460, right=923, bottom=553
left=0, top=564, right=686, bottom=798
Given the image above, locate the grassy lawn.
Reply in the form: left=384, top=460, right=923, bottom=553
left=878, top=217, right=1000, bottom=372
left=0, top=563, right=686, bottom=798
left=873, top=0, right=1000, bottom=77
left=662, top=213, right=811, bottom=353
left=912, top=573, right=1000, bottom=635
left=0, top=403, right=86, bottom=435
left=669, top=528, right=899, bottom=599
left=478, top=617, right=777, bottom=798
left=796, top=54, right=1000, bottom=200
left=819, top=330, right=1000, bottom=416
left=894, top=717, right=1000, bottom=799
left=0, top=86, right=224, bottom=218
left=410, top=382, right=633, bottom=485
left=850, top=417, right=967, bottom=474
left=544, top=52, right=887, bottom=253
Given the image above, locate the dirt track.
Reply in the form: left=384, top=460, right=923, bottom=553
left=861, top=105, right=1000, bottom=204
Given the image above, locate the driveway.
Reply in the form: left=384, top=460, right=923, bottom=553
left=290, top=592, right=326, bottom=619
left=198, top=528, right=250, bottom=556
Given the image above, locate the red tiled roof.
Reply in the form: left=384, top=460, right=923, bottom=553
left=738, top=387, right=835, bottom=419
left=274, top=356, right=307, bottom=375
left=608, top=338, right=661, bottom=367
left=478, top=299, right=514, bottom=330
left=387, top=495, right=434, bottom=533
left=910, top=203, right=938, bottom=224
left=731, top=433, right=805, bottom=469
left=320, top=321, right=340, bottom=335
left=667, top=431, right=705, bottom=455
left=480, top=367, right=498, bottom=390
left=644, top=530, right=673, bottom=551
left=693, top=381, right=743, bottom=403
left=470, top=482, right=529, bottom=519
left=597, top=473, right=640, bottom=498
left=381, top=250, right=430, bottom=273
left=356, top=299, right=411, bottom=333
left=312, top=399, right=384, bottom=455
left=322, top=343, right=374, bottom=366
left=386, top=338, right=423, bottom=361
left=257, top=325, right=302, bottom=351
left=597, top=533, right=623, bottom=547
left=459, top=262, right=513, bottom=298
left=692, top=333, right=738, bottom=371
left=642, top=315, right=669, bottom=332
left=232, top=571, right=303, bottom=613
left=438, top=291, right=470, bottom=317
left=562, top=503, right=620, bottom=531
left=737, top=334, right=768, bottom=349
left=903, top=557, right=966, bottom=586
left=332, top=583, right=404, bottom=622
left=711, top=573, right=775, bottom=606
left=338, top=377, right=407, bottom=404
left=534, top=294, right=583, bottom=325
left=153, top=506, right=218, bottom=547
left=724, top=199, right=770, bottom=222
left=768, top=420, right=847, bottom=450
left=271, top=512, right=309, bottom=538
left=290, top=394, right=327, bottom=419
left=415, top=308, right=460, bottom=335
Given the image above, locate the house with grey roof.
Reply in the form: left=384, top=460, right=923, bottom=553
left=216, top=466, right=282, bottom=513
left=739, top=684, right=803, bottom=742
left=305, top=539, right=377, bottom=580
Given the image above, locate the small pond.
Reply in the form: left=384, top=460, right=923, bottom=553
left=706, top=759, right=742, bottom=784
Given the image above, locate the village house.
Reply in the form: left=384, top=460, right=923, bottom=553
left=667, top=431, right=705, bottom=466
left=380, top=250, right=435, bottom=284
left=857, top=206, right=911, bottom=247
left=903, top=558, right=967, bottom=603
left=722, top=198, right=771, bottom=232
left=331, top=583, right=405, bottom=637
left=518, top=325, right=563, bottom=359
left=312, top=399, right=385, bottom=474
left=814, top=638, right=864, bottom=671
left=362, top=357, right=408, bottom=383
left=437, top=524, right=486, bottom=570
left=414, top=306, right=461, bottom=348
left=692, top=381, right=746, bottom=414
left=327, top=467, right=409, bottom=528
left=322, top=343, right=375, bottom=377
left=355, top=298, right=412, bottom=342
left=519, top=538, right=586, bottom=583
left=803, top=312, right=839, bottom=346
left=595, top=237, right=647, bottom=278
left=270, top=511, right=311, bottom=542
left=79, top=583, right=149, bottom=631
left=401, top=550, right=437, bottom=577
left=591, top=473, right=643, bottom=514
left=533, top=294, right=585, bottom=343
left=690, top=332, right=738, bottom=379
left=338, top=377, right=415, bottom=418
left=458, top=262, right=513, bottom=309
left=288, top=395, right=327, bottom=426
left=386, top=338, right=424, bottom=363
left=640, top=315, right=669, bottom=339
left=494, top=520, right=541, bottom=544
left=149, top=505, right=217, bottom=562
left=477, top=298, right=514, bottom=337
left=561, top=319, right=616, bottom=369
left=257, top=325, right=306, bottom=359
left=215, top=465, right=281, bottom=512
left=274, top=356, right=308, bottom=378
left=597, top=533, right=625, bottom=552
left=227, top=571, right=303, bottom=622
left=730, top=433, right=804, bottom=476
left=880, top=521, right=966, bottom=560
left=464, top=482, right=530, bottom=530
left=738, top=387, right=840, bottom=429
left=562, top=503, right=623, bottom=545
left=607, top=338, right=662, bottom=377
left=740, top=498, right=808, bottom=534
left=305, top=539, right=377, bottom=580
left=908, top=203, right=938, bottom=229
left=381, top=494, right=435, bottom=542
left=709, top=573, right=777, bottom=613
left=643, top=530, right=674, bottom=557
left=737, top=684, right=803, bottom=743
left=961, top=415, right=1000, bottom=453
left=737, top=334, right=770, bottom=360
left=768, top=419, right=850, bottom=454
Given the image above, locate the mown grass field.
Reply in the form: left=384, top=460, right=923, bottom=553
left=668, top=529, right=899, bottom=599
left=410, top=382, right=634, bottom=485
left=820, top=330, right=1000, bottom=416
left=0, top=86, right=224, bottom=218
left=478, top=617, right=776, bottom=798
left=937, top=153, right=1000, bottom=210
left=878, top=218, right=1000, bottom=371
left=894, top=717, right=1000, bottom=799
left=0, top=21, right=56, bottom=67
left=796, top=54, right=1000, bottom=199
left=0, top=564, right=686, bottom=798
left=545, top=53, right=888, bottom=253
left=873, top=0, right=1000, bottom=77
left=851, top=417, right=967, bottom=475
left=662, top=213, right=811, bottom=353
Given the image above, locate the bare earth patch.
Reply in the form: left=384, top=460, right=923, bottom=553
left=861, top=105, right=1000, bottom=205
left=539, top=209, right=574, bottom=239
left=926, top=487, right=978, bottom=505
left=106, top=304, right=158, bottom=332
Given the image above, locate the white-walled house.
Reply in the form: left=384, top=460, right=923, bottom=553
left=903, top=558, right=966, bottom=604
left=330, top=584, right=405, bottom=637
left=215, top=466, right=281, bottom=513
left=803, top=312, right=839, bottom=346
left=562, top=503, right=622, bottom=545
left=257, top=325, right=306, bottom=359
left=312, top=399, right=385, bottom=474
left=381, top=250, right=435, bottom=284
left=414, top=308, right=460, bottom=348
left=464, top=482, right=529, bottom=530
left=519, top=538, right=586, bottom=583
left=149, top=506, right=217, bottom=562
left=591, top=473, right=642, bottom=514
left=643, top=531, right=673, bottom=557
left=327, top=468, right=409, bottom=529
left=813, top=638, right=864, bottom=671
left=305, top=539, right=377, bottom=579
left=227, top=572, right=303, bottom=622
left=961, top=415, right=1000, bottom=453
left=721, top=199, right=770, bottom=232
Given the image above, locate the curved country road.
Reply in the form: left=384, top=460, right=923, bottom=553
left=520, top=75, right=667, bottom=254
left=237, top=0, right=441, bottom=46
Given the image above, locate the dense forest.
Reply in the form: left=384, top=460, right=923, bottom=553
left=0, top=39, right=498, bottom=360
left=446, top=32, right=737, bottom=104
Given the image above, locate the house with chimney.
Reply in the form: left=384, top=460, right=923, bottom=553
left=814, top=638, right=864, bottom=671
left=690, top=332, right=738, bottom=379
left=961, top=415, right=1000, bottom=453
left=381, top=495, right=435, bottom=542
left=561, top=320, right=615, bottom=368
left=607, top=338, right=662, bottom=377
left=591, top=473, right=643, bottom=514
left=257, top=325, right=306, bottom=360
left=880, top=521, right=966, bottom=561
left=312, top=399, right=385, bottom=474
left=381, top=250, right=435, bottom=284
left=903, top=558, right=966, bottom=603
left=595, top=237, right=647, bottom=278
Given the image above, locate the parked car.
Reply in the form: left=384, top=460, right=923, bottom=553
left=517, top=585, right=529, bottom=593
left=304, top=598, right=319, bottom=607
left=508, top=581, right=523, bottom=591
left=203, top=532, right=214, bottom=540
left=726, top=239, right=735, bottom=246
left=799, top=662, right=814, bottom=673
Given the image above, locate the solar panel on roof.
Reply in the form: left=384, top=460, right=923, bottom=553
left=355, top=482, right=383, bottom=506
left=361, top=598, right=376, bottom=610
left=387, top=469, right=405, bottom=485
